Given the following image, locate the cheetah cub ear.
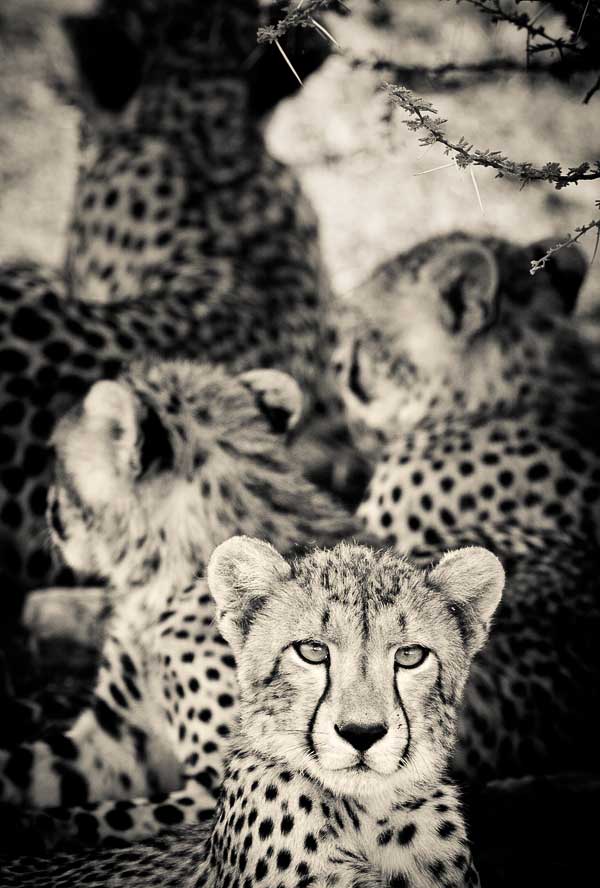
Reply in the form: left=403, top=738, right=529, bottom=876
left=428, top=546, right=504, bottom=655
left=80, top=380, right=141, bottom=483
left=426, top=241, right=499, bottom=340
left=208, top=536, right=291, bottom=654
left=78, top=379, right=173, bottom=486
left=238, top=369, right=304, bottom=435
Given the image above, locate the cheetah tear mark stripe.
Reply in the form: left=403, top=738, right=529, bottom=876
left=306, top=659, right=331, bottom=761
left=393, top=667, right=411, bottom=767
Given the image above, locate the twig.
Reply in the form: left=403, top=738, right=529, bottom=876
left=257, top=0, right=334, bottom=43
left=457, top=0, right=587, bottom=57
left=529, top=216, right=600, bottom=274
left=384, top=83, right=600, bottom=189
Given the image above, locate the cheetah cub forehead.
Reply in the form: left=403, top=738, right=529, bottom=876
left=208, top=538, right=504, bottom=805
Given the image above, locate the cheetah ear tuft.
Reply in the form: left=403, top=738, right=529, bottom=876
left=83, top=380, right=173, bottom=480
left=83, top=380, right=139, bottom=474
left=207, top=536, right=291, bottom=653
left=62, top=14, right=145, bottom=112
left=428, top=546, right=504, bottom=654
left=527, top=239, right=588, bottom=315
left=427, top=242, right=499, bottom=340
left=238, top=369, right=304, bottom=435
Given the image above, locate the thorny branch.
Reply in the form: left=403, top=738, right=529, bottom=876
left=384, top=84, right=600, bottom=189
left=456, top=0, right=588, bottom=58
left=260, top=1, right=600, bottom=271
left=529, top=210, right=600, bottom=275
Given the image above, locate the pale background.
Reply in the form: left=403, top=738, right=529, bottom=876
left=0, top=0, right=598, bottom=304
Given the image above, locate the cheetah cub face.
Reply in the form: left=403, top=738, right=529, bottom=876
left=46, top=360, right=303, bottom=581
left=332, top=232, right=587, bottom=457
left=332, top=238, right=499, bottom=454
left=209, top=538, right=504, bottom=805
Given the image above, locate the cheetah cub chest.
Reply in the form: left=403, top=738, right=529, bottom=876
left=201, top=537, right=505, bottom=888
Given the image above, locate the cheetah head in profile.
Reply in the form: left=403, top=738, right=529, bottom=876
left=332, top=233, right=588, bottom=457
left=46, top=360, right=308, bottom=585
left=208, top=537, right=504, bottom=804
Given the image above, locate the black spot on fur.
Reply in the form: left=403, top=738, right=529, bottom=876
left=154, top=804, right=185, bottom=826
left=46, top=734, right=78, bottom=760
left=105, top=806, right=134, bottom=831
left=94, top=698, right=123, bottom=739
left=280, top=814, right=294, bottom=834
left=397, top=822, right=417, bottom=845
left=56, top=764, right=89, bottom=805
left=438, top=820, right=457, bottom=839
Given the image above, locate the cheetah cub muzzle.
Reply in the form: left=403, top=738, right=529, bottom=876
left=202, top=537, right=504, bottom=888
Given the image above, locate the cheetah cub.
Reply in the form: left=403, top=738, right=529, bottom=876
left=1, top=539, right=502, bottom=887
left=203, top=536, right=503, bottom=888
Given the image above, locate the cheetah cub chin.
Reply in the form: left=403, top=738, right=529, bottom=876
left=202, top=537, right=504, bottom=888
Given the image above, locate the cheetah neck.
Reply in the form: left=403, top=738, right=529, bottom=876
left=194, top=744, right=472, bottom=888
left=427, top=329, right=573, bottom=429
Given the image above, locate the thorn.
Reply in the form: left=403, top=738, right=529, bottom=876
left=575, top=0, right=590, bottom=41
left=414, top=161, right=457, bottom=176
left=529, top=3, right=550, bottom=27
left=311, top=17, right=339, bottom=46
left=275, top=39, right=303, bottom=87
left=469, top=166, right=485, bottom=214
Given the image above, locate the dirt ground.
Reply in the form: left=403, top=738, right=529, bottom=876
left=0, top=0, right=598, bottom=307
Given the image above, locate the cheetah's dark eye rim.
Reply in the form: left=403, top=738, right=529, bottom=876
left=293, top=640, right=330, bottom=665
left=394, top=645, right=429, bottom=669
left=348, top=340, right=372, bottom=405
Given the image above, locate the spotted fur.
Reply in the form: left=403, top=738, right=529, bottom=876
left=0, top=0, right=342, bottom=605
left=1, top=539, right=500, bottom=886
left=333, top=232, right=600, bottom=548
left=0, top=360, right=359, bottom=850
left=332, top=231, right=600, bottom=780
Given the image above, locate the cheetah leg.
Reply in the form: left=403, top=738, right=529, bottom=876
left=4, top=776, right=220, bottom=851
left=22, top=587, right=111, bottom=650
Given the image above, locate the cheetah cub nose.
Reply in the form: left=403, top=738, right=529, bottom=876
left=335, top=722, right=388, bottom=752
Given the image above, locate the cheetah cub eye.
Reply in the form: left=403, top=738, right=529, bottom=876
left=394, top=645, right=429, bottom=669
left=294, top=640, right=329, bottom=665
